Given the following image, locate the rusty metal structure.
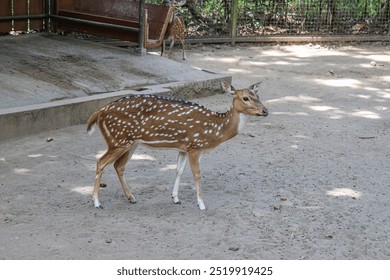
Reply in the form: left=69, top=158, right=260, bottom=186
left=0, top=0, right=49, bottom=33
left=0, top=0, right=173, bottom=49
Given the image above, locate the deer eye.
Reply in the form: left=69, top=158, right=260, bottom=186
left=243, top=97, right=250, bottom=102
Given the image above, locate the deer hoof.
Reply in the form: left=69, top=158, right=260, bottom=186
left=172, top=196, right=181, bottom=204
left=93, top=198, right=103, bottom=209
left=198, top=201, right=206, bottom=211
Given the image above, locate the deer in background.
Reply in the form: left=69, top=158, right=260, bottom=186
left=87, top=81, right=268, bottom=210
left=162, top=0, right=186, bottom=60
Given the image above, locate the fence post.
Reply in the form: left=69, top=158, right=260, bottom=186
left=138, top=0, right=147, bottom=55
left=230, top=0, right=238, bottom=45
left=45, top=0, right=51, bottom=32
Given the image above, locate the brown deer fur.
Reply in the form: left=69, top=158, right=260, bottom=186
left=161, top=0, right=186, bottom=60
left=87, top=81, right=268, bottom=210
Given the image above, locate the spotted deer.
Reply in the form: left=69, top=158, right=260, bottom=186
left=87, top=81, right=268, bottom=210
left=162, top=0, right=186, bottom=60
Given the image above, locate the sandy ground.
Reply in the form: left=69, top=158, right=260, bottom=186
left=0, top=40, right=389, bottom=259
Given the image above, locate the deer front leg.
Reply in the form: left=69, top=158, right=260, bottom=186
left=114, top=144, right=138, bottom=204
left=188, top=152, right=205, bottom=210
left=172, top=151, right=188, bottom=204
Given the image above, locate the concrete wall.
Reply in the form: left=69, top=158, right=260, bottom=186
left=0, top=77, right=230, bottom=142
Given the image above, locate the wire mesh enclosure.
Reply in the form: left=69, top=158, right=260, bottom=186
left=1, top=0, right=389, bottom=39
left=148, top=0, right=390, bottom=37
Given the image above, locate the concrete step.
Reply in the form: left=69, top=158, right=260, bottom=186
left=0, top=33, right=230, bottom=141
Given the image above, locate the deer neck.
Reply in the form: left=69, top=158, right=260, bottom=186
left=216, top=107, right=246, bottom=142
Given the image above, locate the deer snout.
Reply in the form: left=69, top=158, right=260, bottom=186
left=257, top=107, right=268, bottom=117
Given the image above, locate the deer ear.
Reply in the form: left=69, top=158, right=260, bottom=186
left=221, top=81, right=236, bottom=95
left=177, top=0, right=186, bottom=6
left=249, top=81, right=262, bottom=94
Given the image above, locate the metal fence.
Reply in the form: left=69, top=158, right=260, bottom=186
left=0, top=0, right=49, bottom=34
left=148, top=0, right=390, bottom=38
left=1, top=0, right=389, bottom=39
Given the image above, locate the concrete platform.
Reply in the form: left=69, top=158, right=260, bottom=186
left=0, top=33, right=230, bottom=141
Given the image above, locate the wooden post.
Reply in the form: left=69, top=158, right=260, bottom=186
left=44, top=0, right=52, bottom=32
left=230, top=0, right=238, bottom=45
left=138, top=0, right=147, bottom=55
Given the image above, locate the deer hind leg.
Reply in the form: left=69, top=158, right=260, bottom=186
left=167, top=38, right=175, bottom=58
left=92, top=146, right=131, bottom=208
left=172, top=151, right=188, bottom=204
left=188, top=152, right=205, bottom=210
left=161, top=40, right=166, bottom=57
left=179, top=36, right=186, bottom=60
left=114, top=144, right=138, bottom=204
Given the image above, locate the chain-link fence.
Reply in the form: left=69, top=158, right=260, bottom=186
left=1, top=1, right=389, bottom=40
left=149, top=0, right=390, bottom=38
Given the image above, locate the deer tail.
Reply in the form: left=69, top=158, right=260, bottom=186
left=86, top=110, right=101, bottom=135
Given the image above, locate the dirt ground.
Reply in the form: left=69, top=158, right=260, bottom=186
left=0, top=40, right=389, bottom=259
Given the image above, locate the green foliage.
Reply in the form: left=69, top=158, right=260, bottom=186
left=146, top=0, right=390, bottom=35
